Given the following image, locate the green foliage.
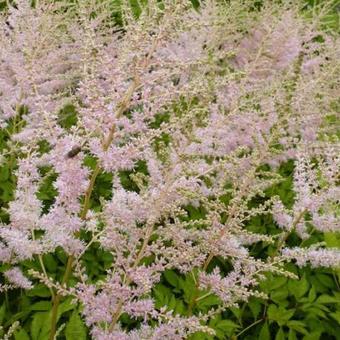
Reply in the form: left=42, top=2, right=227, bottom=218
left=58, top=104, right=78, bottom=130
left=65, top=310, right=87, bottom=340
left=0, top=116, right=19, bottom=222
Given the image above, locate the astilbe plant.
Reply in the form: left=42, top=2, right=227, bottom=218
left=0, top=0, right=339, bottom=339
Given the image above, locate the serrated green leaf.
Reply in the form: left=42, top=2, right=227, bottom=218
left=14, top=328, right=30, bottom=340
left=208, top=314, right=222, bottom=328
left=57, top=298, right=76, bottom=318
left=270, top=276, right=287, bottom=290
left=259, top=322, right=270, bottom=340
left=324, top=232, right=340, bottom=248
left=168, top=295, right=177, bottom=311
left=0, top=181, right=14, bottom=201
left=58, top=104, right=78, bottom=129
left=29, top=301, right=52, bottom=311
left=248, top=298, right=262, bottom=319
left=330, top=311, right=340, bottom=323
left=287, top=320, right=308, bottom=335
left=0, top=165, right=9, bottom=181
left=214, top=320, right=239, bottom=336
left=174, top=299, right=185, bottom=315
left=288, top=276, right=309, bottom=299
left=43, top=254, right=58, bottom=273
left=268, top=305, right=295, bottom=326
left=26, top=284, right=51, bottom=298
left=188, top=331, right=213, bottom=340
left=65, top=310, right=87, bottom=340
left=288, top=329, right=297, bottom=340
left=302, top=306, right=327, bottom=319
left=197, top=293, right=221, bottom=309
left=163, top=270, right=179, bottom=288
left=30, top=298, right=75, bottom=340
left=153, top=284, right=172, bottom=308
left=179, top=276, right=196, bottom=303
left=315, top=274, right=335, bottom=289
left=4, top=311, right=31, bottom=328
left=0, top=303, right=6, bottom=325
left=271, top=287, right=289, bottom=302
left=230, top=306, right=242, bottom=320
left=31, top=312, right=50, bottom=340
left=308, top=286, right=317, bottom=302
left=316, top=294, right=340, bottom=304
left=302, top=331, right=322, bottom=340
left=275, top=327, right=285, bottom=340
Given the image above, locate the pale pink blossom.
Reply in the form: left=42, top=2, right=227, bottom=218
left=4, top=267, right=33, bottom=289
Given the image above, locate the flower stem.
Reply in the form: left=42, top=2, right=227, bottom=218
left=108, top=224, right=154, bottom=331
left=270, top=208, right=306, bottom=260
left=235, top=318, right=264, bottom=338
left=49, top=255, right=74, bottom=340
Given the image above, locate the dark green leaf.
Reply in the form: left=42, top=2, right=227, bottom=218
left=0, top=303, right=5, bottom=325
left=267, top=305, right=295, bottom=326
left=163, top=270, right=179, bottom=288
left=259, top=322, right=271, bottom=340
left=288, top=329, right=297, bottom=340
left=275, top=327, right=285, bottom=340
left=288, top=276, right=309, bottom=299
left=287, top=320, right=308, bottom=335
left=248, top=298, right=262, bottom=319
left=65, top=310, right=87, bottom=340
left=31, top=312, right=50, bottom=340
left=14, top=328, right=30, bottom=340
left=316, top=294, right=339, bottom=304
left=26, top=284, right=51, bottom=298
left=308, top=286, right=317, bottom=302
